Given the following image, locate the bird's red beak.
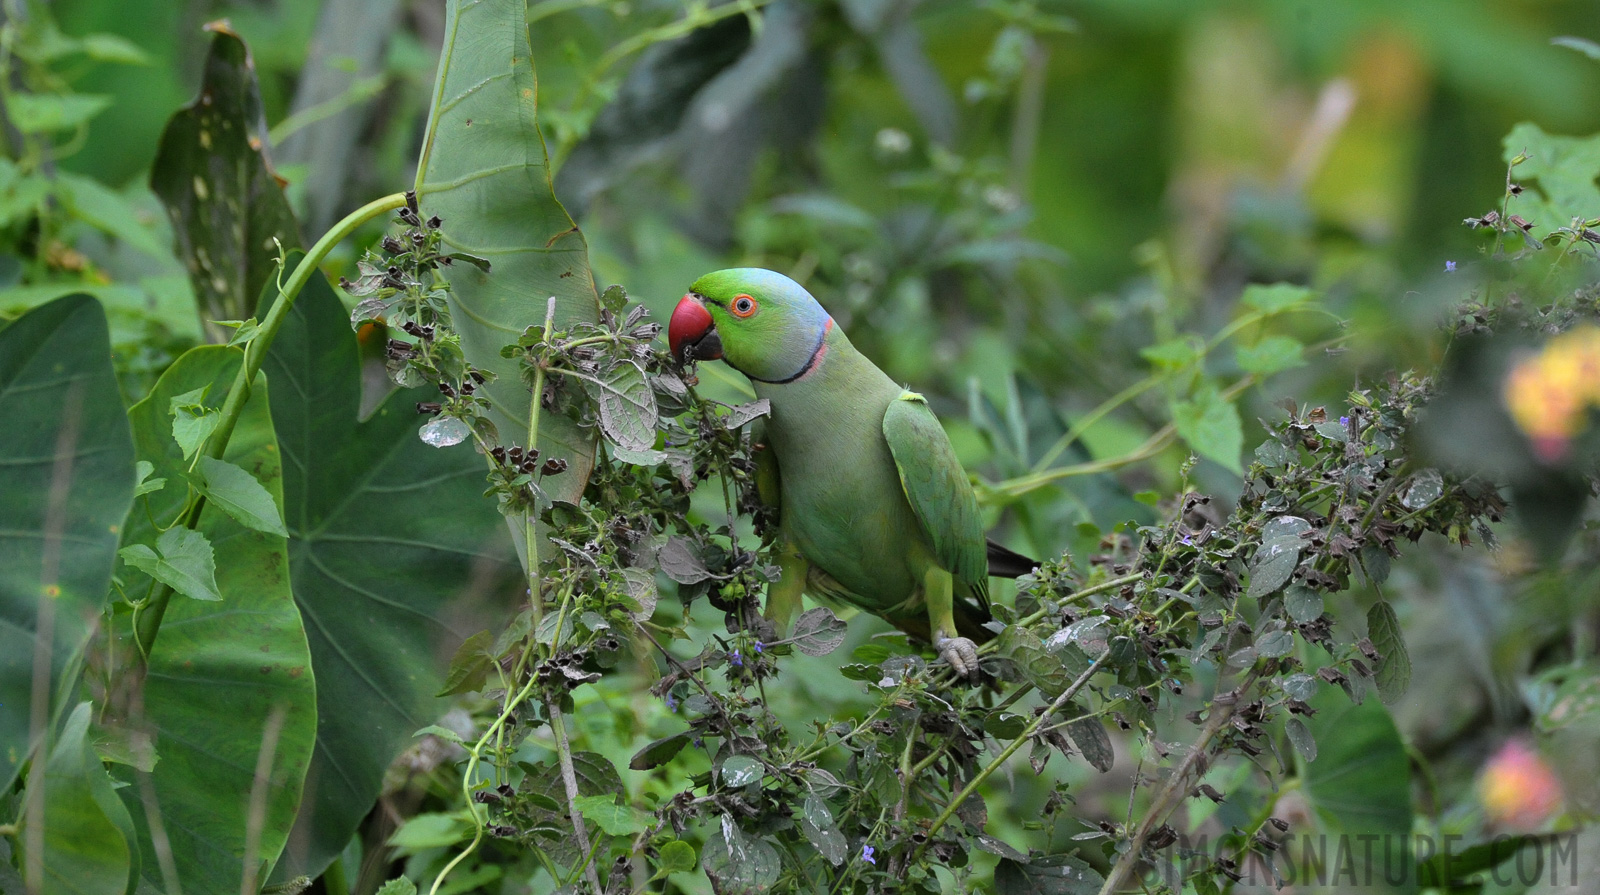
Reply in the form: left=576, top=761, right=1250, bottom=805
left=668, top=293, right=721, bottom=364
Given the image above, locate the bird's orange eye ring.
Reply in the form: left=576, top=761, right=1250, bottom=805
left=731, top=294, right=758, bottom=317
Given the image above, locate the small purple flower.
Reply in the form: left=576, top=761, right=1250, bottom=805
left=1340, top=416, right=1349, bottom=426
left=1445, top=260, right=1457, bottom=272
left=862, top=844, right=876, bottom=865
left=665, top=693, right=678, bottom=712
left=693, top=737, right=703, bottom=748
left=729, top=649, right=743, bottom=667
left=753, top=641, right=764, bottom=654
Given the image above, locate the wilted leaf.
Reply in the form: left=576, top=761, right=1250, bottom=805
left=583, top=361, right=658, bottom=453
left=150, top=25, right=300, bottom=339
left=658, top=537, right=713, bottom=584
left=791, top=607, right=848, bottom=656
left=629, top=733, right=691, bottom=770
left=725, top=398, right=771, bottom=430
left=1067, top=717, right=1114, bottom=772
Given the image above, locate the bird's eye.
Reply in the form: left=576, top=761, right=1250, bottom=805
left=731, top=294, right=758, bottom=318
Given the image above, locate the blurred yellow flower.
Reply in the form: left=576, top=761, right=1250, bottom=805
left=1478, top=738, right=1563, bottom=828
left=1502, top=326, right=1600, bottom=462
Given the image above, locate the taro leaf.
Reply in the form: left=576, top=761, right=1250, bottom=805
left=1367, top=601, right=1412, bottom=705
left=149, top=24, right=300, bottom=340
left=1300, top=682, right=1415, bottom=892
left=415, top=0, right=601, bottom=510
left=573, top=795, right=652, bottom=836
left=18, top=703, right=134, bottom=895
left=629, top=732, right=691, bottom=771
left=582, top=362, right=658, bottom=453
left=258, top=256, right=512, bottom=882
left=0, top=295, right=135, bottom=793
left=118, top=527, right=221, bottom=602
left=119, top=345, right=317, bottom=894
left=702, top=815, right=780, bottom=895
left=725, top=399, right=771, bottom=430
left=195, top=456, right=288, bottom=536
left=1066, top=716, right=1115, bottom=772
left=993, top=854, right=1104, bottom=895
left=1172, top=383, right=1243, bottom=475
left=800, top=795, right=847, bottom=866
left=791, top=607, right=848, bottom=656
left=658, top=537, right=713, bottom=584
left=1285, top=717, right=1317, bottom=761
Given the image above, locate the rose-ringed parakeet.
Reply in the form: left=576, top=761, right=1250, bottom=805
left=667, top=268, right=1036, bottom=677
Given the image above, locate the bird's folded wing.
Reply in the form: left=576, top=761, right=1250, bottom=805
left=882, top=392, right=989, bottom=608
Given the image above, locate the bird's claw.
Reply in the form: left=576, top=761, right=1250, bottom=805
left=934, top=634, right=980, bottom=680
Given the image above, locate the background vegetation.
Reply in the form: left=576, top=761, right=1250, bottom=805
left=2, top=0, right=1599, bottom=893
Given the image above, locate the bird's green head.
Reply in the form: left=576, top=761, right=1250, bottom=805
left=668, top=268, right=834, bottom=383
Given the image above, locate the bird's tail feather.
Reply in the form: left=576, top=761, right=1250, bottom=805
left=986, top=538, right=1040, bottom=579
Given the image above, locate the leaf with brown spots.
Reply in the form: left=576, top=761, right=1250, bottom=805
left=150, top=23, right=300, bottom=342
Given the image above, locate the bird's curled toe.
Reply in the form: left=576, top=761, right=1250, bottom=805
left=934, top=634, right=980, bottom=680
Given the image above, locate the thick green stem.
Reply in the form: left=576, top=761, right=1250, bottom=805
left=132, top=191, right=409, bottom=658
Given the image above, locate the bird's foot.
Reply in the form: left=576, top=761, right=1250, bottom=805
left=934, top=633, right=980, bottom=680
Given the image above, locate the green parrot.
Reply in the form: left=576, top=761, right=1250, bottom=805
left=667, top=268, right=1036, bottom=677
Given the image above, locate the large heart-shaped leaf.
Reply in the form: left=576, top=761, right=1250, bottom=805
left=415, top=0, right=601, bottom=507
left=117, top=346, right=317, bottom=893
left=149, top=23, right=300, bottom=340
left=0, top=294, right=135, bottom=792
left=262, top=256, right=514, bottom=880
